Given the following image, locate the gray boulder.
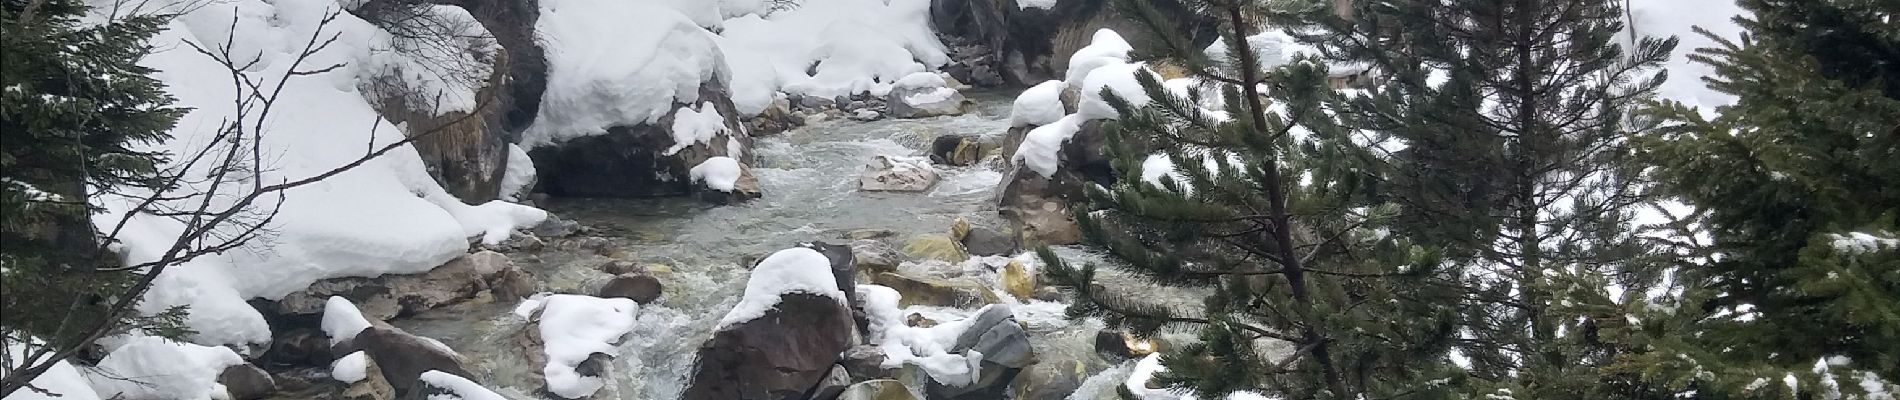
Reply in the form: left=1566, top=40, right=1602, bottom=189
left=680, top=294, right=857, bottom=400
left=860, top=156, right=940, bottom=192
left=926, top=305, right=1036, bottom=400
left=888, top=86, right=972, bottom=119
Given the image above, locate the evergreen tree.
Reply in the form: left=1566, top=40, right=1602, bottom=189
left=1624, top=1, right=1899, bottom=397
left=1, top=0, right=184, bottom=388
left=1298, top=0, right=1679, bottom=397
left=1038, top=1, right=1462, bottom=398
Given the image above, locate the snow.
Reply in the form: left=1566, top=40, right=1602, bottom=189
left=690, top=157, right=745, bottom=192
left=894, top=71, right=948, bottom=90
left=1013, top=115, right=1085, bottom=178
left=322, top=296, right=373, bottom=345
left=1077, top=61, right=1160, bottom=120
left=719, top=0, right=949, bottom=105
left=1018, top=0, right=1059, bottom=9
left=855, top=284, right=989, bottom=387
left=360, top=6, right=496, bottom=114
left=498, top=144, right=535, bottom=201
left=666, top=102, right=732, bottom=156
left=1123, top=353, right=1278, bottom=400
left=82, top=0, right=550, bottom=349
left=85, top=336, right=245, bottom=400
left=1065, top=29, right=1134, bottom=89
left=514, top=294, right=639, bottom=399
left=1010, top=80, right=1068, bottom=127
left=4, top=341, right=101, bottom=400
left=331, top=351, right=370, bottom=383
left=418, top=370, right=506, bottom=400
left=1828, top=231, right=1898, bottom=255
left=715, top=247, right=849, bottom=328
left=903, top=87, right=960, bottom=105
left=521, top=0, right=727, bottom=147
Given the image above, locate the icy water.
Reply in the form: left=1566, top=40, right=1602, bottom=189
left=392, top=93, right=1165, bottom=399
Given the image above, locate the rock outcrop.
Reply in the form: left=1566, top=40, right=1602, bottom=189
left=273, top=251, right=531, bottom=321
left=529, top=81, right=756, bottom=200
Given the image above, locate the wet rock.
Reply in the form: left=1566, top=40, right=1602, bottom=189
left=598, top=273, right=664, bottom=304
left=870, top=272, right=999, bottom=308
left=697, top=162, right=765, bottom=205
left=901, top=234, right=968, bottom=263
left=807, top=365, right=852, bottom=400
left=840, top=346, right=895, bottom=381
left=1013, top=360, right=1089, bottom=400
left=906, top=312, right=939, bottom=328
left=849, top=109, right=884, bottom=121
left=842, top=229, right=900, bottom=240
left=926, top=305, right=1036, bottom=400
left=490, top=266, right=536, bottom=301
left=959, top=226, right=1019, bottom=256
left=1001, top=260, right=1036, bottom=300
left=558, top=236, right=616, bottom=256
left=529, top=82, right=753, bottom=198
left=533, top=217, right=583, bottom=238
left=1031, top=286, right=1065, bottom=302
left=800, top=95, right=835, bottom=109
left=749, top=97, right=802, bottom=135
left=596, top=260, right=647, bottom=275
left=860, top=156, right=940, bottom=192
left=340, top=326, right=470, bottom=396
left=849, top=239, right=902, bottom=274
left=275, top=251, right=523, bottom=320
left=490, top=232, right=546, bottom=252
left=839, top=380, right=918, bottom=400
left=888, top=86, right=973, bottom=119
left=1094, top=329, right=1161, bottom=362
left=218, top=363, right=277, bottom=400
left=681, top=293, right=856, bottom=400
left=265, top=328, right=333, bottom=366
left=928, top=135, right=984, bottom=166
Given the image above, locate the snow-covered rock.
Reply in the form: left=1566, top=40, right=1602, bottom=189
left=1010, top=80, right=1069, bottom=127
left=860, top=155, right=942, bottom=192
left=888, top=74, right=973, bottom=119
left=4, top=341, right=102, bottom=400
left=855, top=286, right=1035, bottom=398
left=274, top=251, right=529, bottom=321
left=512, top=294, right=639, bottom=399
left=85, top=336, right=246, bottom=400
left=415, top=371, right=507, bottom=400
left=683, top=247, right=857, bottom=400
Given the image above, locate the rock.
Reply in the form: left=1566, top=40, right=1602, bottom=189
left=218, top=364, right=277, bottom=400
left=490, top=266, right=536, bottom=301
left=797, top=241, right=857, bottom=305
left=848, top=239, right=902, bottom=273
left=928, top=0, right=1217, bottom=86
left=1013, top=360, right=1089, bottom=400
left=888, top=86, right=972, bottom=119
left=926, top=305, right=1036, bottom=400
left=859, top=156, right=940, bottom=192
left=959, top=227, right=1018, bottom=256
left=559, top=236, right=616, bottom=256
left=804, top=113, right=832, bottom=125
left=906, top=313, right=938, bottom=328
left=340, top=326, right=471, bottom=396
left=533, top=217, right=583, bottom=238
left=901, top=234, right=968, bottom=263
left=529, top=81, right=753, bottom=198
left=1031, top=286, right=1065, bottom=302
left=928, top=135, right=984, bottom=166
left=842, top=229, right=900, bottom=240
left=265, top=328, right=333, bottom=366
left=749, top=97, right=802, bottom=135
left=839, top=380, right=918, bottom=400
left=681, top=294, right=856, bottom=400
left=1094, top=329, right=1161, bottom=362
left=339, top=356, right=396, bottom=400
left=274, top=251, right=523, bottom=320
left=1001, top=260, right=1036, bottom=300
left=490, top=232, right=546, bottom=252
left=849, top=109, right=883, bottom=121
left=839, top=346, right=895, bottom=381
left=847, top=100, right=868, bottom=110
left=869, top=272, right=999, bottom=308
left=807, top=365, right=852, bottom=400
left=800, top=95, right=835, bottom=109
left=598, top=273, right=664, bottom=304
left=596, top=260, right=646, bottom=275
left=698, top=162, right=765, bottom=205
left=993, top=119, right=1117, bottom=246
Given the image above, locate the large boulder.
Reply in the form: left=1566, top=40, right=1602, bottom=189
left=529, top=82, right=756, bottom=199
left=337, top=326, right=472, bottom=397
left=680, top=294, right=856, bottom=400
left=274, top=251, right=525, bottom=320
left=219, top=363, right=278, bottom=400
left=860, top=156, right=941, bottom=192
left=995, top=119, right=1114, bottom=246
left=925, top=305, right=1037, bottom=400
left=888, top=86, right=973, bottom=119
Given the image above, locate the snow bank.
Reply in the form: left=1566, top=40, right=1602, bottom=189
left=332, top=351, right=370, bottom=383
left=666, top=102, right=732, bottom=155
left=1065, top=29, right=1134, bottom=89
left=515, top=294, right=639, bottom=399
left=716, top=247, right=848, bottom=328
left=719, top=0, right=949, bottom=107
left=1077, top=61, right=1160, bottom=120
left=85, top=336, right=245, bottom=400
left=894, top=71, right=949, bottom=90
left=361, top=6, right=496, bottom=114
left=4, top=341, right=102, bottom=400
left=499, top=144, right=535, bottom=201
left=522, top=0, right=728, bottom=147
left=690, top=157, right=745, bottom=192
left=418, top=370, right=507, bottom=400
left=1010, top=80, right=1068, bottom=127
left=91, top=0, right=546, bottom=348
left=322, top=296, right=373, bottom=345
left=1013, top=115, right=1085, bottom=178
left=855, top=285, right=989, bottom=386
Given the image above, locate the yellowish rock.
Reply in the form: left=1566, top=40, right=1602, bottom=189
left=1002, top=260, right=1036, bottom=299
left=902, top=234, right=968, bottom=262
left=869, top=272, right=999, bottom=308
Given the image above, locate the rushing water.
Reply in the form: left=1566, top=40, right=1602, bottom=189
left=392, top=92, right=1176, bottom=399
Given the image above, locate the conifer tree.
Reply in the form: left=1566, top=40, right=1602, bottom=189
left=1038, top=1, right=1462, bottom=398
left=1626, top=1, right=1899, bottom=397
left=1296, top=0, right=1679, bottom=397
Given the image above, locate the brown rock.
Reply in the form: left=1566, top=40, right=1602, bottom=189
left=598, top=273, right=664, bottom=304
left=681, top=294, right=855, bottom=400
left=218, top=364, right=277, bottom=400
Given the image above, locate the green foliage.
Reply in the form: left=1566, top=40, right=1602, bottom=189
left=1, top=0, right=186, bottom=349
left=1630, top=0, right=1900, bottom=396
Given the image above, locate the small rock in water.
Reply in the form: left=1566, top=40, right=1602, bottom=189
left=849, top=109, right=883, bottom=121
left=848, top=239, right=901, bottom=273
left=901, top=234, right=967, bottom=263
left=841, top=228, right=899, bottom=240
left=532, top=217, right=583, bottom=238
left=859, top=156, right=940, bottom=192
left=489, top=266, right=537, bottom=301
left=559, top=237, right=616, bottom=256
left=929, top=135, right=984, bottom=166
left=961, top=226, right=1019, bottom=256
left=597, top=273, right=664, bottom=304
left=810, top=365, right=852, bottom=400
left=1001, top=260, right=1037, bottom=300
left=799, top=95, right=834, bottom=110
left=839, top=346, right=894, bottom=381
left=1031, top=286, right=1065, bottom=302
left=906, top=312, right=938, bottom=328
left=596, top=260, right=645, bottom=275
